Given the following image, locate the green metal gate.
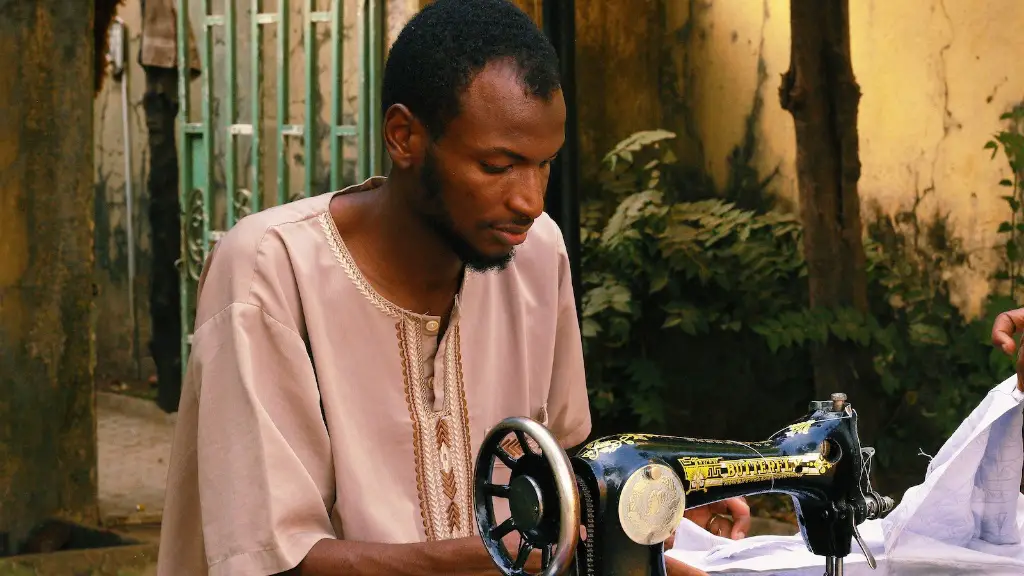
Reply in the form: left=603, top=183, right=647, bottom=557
left=176, top=0, right=385, bottom=377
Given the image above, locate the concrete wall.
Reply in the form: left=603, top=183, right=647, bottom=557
left=94, top=0, right=153, bottom=387
left=93, top=0, right=1024, bottom=383
left=1, top=0, right=99, bottom=551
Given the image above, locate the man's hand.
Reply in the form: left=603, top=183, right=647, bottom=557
left=682, top=498, right=751, bottom=540
left=665, top=556, right=710, bottom=576
left=659, top=498, right=750, bottom=576
left=991, top=309, right=1024, bottom=391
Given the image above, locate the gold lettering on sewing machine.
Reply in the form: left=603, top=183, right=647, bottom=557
left=579, top=434, right=654, bottom=460
left=679, top=451, right=832, bottom=494
left=786, top=420, right=814, bottom=436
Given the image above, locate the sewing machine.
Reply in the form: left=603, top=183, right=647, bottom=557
left=473, top=393, right=896, bottom=576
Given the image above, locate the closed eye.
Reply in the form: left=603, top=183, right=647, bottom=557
left=480, top=161, right=513, bottom=175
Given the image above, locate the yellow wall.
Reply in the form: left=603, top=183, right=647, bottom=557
left=670, top=0, right=1024, bottom=315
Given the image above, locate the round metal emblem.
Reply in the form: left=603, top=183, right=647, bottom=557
left=617, top=463, right=687, bottom=545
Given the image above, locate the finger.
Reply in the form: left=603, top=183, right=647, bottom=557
left=992, top=311, right=1024, bottom=355
left=704, top=500, right=730, bottom=515
left=724, top=497, right=751, bottom=539
left=665, top=531, right=676, bottom=549
left=682, top=507, right=709, bottom=531
left=665, top=556, right=710, bottom=576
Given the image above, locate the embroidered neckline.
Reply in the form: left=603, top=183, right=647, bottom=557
left=318, top=210, right=470, bottom=320
left=319, top=211, right=404, bottom=318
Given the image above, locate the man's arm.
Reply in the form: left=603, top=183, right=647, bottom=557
left=291, top=535, right=539, bottom=576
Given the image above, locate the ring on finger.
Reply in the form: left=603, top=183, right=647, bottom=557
left=706, top=513, right=731, bottom=536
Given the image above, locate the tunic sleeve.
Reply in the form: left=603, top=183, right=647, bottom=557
left=545, top=237, right=593, bottom=450
left=191, top=303, right=336, bottom=575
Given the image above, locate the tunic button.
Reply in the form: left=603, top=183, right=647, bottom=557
left=425, top=320, right=440, bottom=334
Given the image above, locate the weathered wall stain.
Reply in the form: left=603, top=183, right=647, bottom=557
left=1, top=0, right=98, bottom=552
left=93, top=1, right=154, bottom=387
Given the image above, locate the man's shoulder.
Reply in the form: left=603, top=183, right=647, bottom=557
left=193, top=194, right=331, bottom=325
left=216, top=193, right=332, bottom=257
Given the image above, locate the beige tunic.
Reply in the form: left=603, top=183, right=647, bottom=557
left=157, top=177, right=592, bottom=575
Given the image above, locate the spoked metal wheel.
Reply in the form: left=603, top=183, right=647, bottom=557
left=474, top=417, right=580, bottom=576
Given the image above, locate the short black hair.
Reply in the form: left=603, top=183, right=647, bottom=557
left=381, top=0, right=561, bottom=139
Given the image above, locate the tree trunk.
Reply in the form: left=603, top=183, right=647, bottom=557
left=779, top=0, right=881, bottom=441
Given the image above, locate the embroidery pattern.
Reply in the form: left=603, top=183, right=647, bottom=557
left=397, top=318, right=474, bottom=540
left=321, top=211, right=473, bottom=541
left=319, top=212, right=402, bottom=318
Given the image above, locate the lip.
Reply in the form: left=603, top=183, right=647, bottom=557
left=491, top=225, right=531, bottom=246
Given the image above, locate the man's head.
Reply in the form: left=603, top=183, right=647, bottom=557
left=381, top=0, right=565, bottom=272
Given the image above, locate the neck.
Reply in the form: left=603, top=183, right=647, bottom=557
left=363, top=175, right=465, bottom=293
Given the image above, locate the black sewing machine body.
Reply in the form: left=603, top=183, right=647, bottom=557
left=474, top=394, right=895, bottom=576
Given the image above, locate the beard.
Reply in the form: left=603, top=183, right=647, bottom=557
left=418, top=148, right=515, bottom=273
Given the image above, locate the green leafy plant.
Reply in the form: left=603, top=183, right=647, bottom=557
left=986, top=103, right=1024, bottom=301
left=582, top=131, right=816, bottom=434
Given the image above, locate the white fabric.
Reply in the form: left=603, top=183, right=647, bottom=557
left=666, top=375, right=1024, bottom=575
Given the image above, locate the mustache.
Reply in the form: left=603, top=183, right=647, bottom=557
left=490, top=215, right=534, bottom=228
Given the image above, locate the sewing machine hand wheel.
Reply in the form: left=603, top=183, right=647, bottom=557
left=474, top=417, right=580, bottom=576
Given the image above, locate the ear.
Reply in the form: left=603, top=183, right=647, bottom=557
left=383, top=104, right=427, bottom=170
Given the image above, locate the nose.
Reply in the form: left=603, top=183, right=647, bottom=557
left=507, top=166, right=547, bottom=221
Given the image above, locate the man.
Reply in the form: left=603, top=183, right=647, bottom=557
left=157, top=2, right=745, bottom=575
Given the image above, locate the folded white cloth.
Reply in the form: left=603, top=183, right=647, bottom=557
left=666, top=376, right=1024, bottom=575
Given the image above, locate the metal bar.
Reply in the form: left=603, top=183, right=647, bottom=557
left=359, top=0, right=384, bottom=179
left=201, top=0, right=213, bottom=251
left=114, top=18, right=141, bottom=379
left=303, top=0, right=315, bottom=198
left=256, top=13, right=278, bottom=24
left=310, top=11, right=331, bottom=22
left=329, top=0, right=343, bottom=190
left=206, top=15, right=225, bottom=26
left=282, top=124, right=304, bottom=136
left=276, top=4, right=290, bottom=204
left=251, top=0, right=263, bottom=213
left=335, top=125, right=357, bottom=137
left=225, top=0, right=238, bottom=227
left=542, top=0, right=581, bottom=322
left=229, top=123, right=253, bottom=135
left=357, top=0, right=368, bottom=180
left=184, top=122, right=204, bottom=133
left=368, top=0, right=384, bottom=176
left=177, top=0, right=192, bottom=381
